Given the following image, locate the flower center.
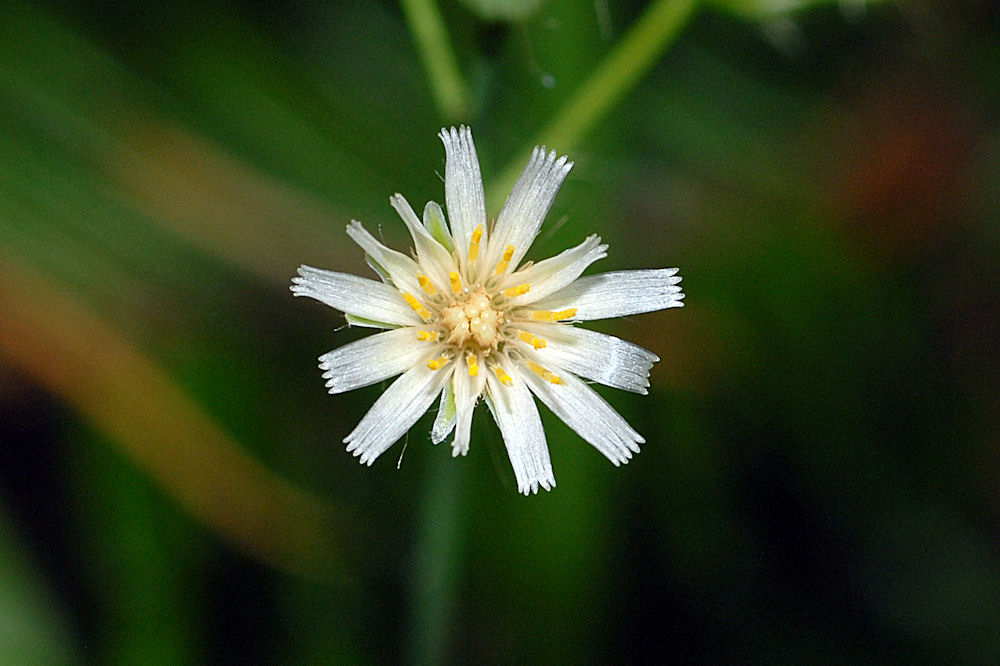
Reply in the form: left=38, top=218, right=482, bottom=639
left=440, top=288, right=504, bottom=351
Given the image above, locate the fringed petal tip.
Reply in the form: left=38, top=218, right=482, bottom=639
left=613, top=439, right=643, bottom=466
left=529, top=145, right=574, bottom=180
left=602, top=436, right=643, bottom=468
left=665, top=269, right=685, bottom=306
left=439, top=126, right=477, bottom=165
left=439, top=124, right=466, bottom=140
left=519, top=477, right=556, bottom=496
left=346, top=438, right=383, bottom=467
left=345, top=439, right=374, bottom=465
left=289, top=265, right=312, bottom=293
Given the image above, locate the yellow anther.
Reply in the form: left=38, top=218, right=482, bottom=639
left=427, top=356, right=449, bottom=371
left=494, top=245, right=515, bottom=276
left=528, top=361, right=562, bottom=384
left=449, top=271, right=462, bottom=294
left=465, top=351, right=479, bottom=377
left=491, top=364, right=513, bottom=386
left=403, top=292, right=432, bottom=321
left=531, top=308, right=577, bottom=322
left=503, top=283, right=530, bottom=298
left=469, top=225, right=483, bottom=262
left=418, top=274, right=437, bottom=296
left=518, top=331, right=547, bottom=349
left=416, top=330, right=440, bottom=342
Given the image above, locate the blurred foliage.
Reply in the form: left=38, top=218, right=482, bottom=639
left=1, top=0, right=999, bottom=663
left=708, top=0, right=875, bottom=20
left=458, top=0, right=549, bottom=21
left=0, top=513, right=74, bottom=665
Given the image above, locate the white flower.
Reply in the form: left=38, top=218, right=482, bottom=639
left=292, top=126, right=684, bottom=495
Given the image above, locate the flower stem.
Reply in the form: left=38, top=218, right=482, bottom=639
left=406, top=456, right=466, bottom=665
left=488, top=0, right=699, bottom=206
left=400, top=0, right=468, bottom=121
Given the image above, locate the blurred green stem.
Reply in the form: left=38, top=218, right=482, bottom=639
left=407, top=457, right=465, bottom=665
left=489, top=0, right=699, bottom=206
left=400, top=0, right=468, bottom=121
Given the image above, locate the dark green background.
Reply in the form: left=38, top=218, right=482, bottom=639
left=1, top=0, right=999, bottom=663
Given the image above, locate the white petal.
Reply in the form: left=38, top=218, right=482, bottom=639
left=484, top=360, right=555, bottom=495
left=484, top=146, right=573, bottom=277
left=528, top=268, right=684, bottom=321
left=450, top=360, right=486, bottom=457
left=319, top=327, right=430, bottom=394
left=291, top=266, right=421, bottom=327
left=520, top=367, right=643, bottom=466
left=344, top=362, right=452, bottom=465
left=346, top=221, right=423, bottom=296
left=518, top=323, right=658, bottom=394
left=431, top=381, right=457, bottom=444
left=390, top=194, right=455, bottom=290
left=439, top=126, right=487, bottom=269
left=501, top=235, right=607, bottom=306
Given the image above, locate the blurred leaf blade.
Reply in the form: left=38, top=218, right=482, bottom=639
left=0, top=514, right=77, bottom=666
left=400, top=0, right=469, bottom=120
left=488, top=0, right=699, bottom=207
left=0, top=257, right=349, bottom=583
left=0, top=2, right=360, bottom=284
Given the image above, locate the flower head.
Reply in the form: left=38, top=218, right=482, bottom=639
left=292, top=126, right=684, bottom=494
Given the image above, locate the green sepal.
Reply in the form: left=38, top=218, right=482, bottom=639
left=365, top=253, right=393, bottom=285
left=345, top=313, right=399, bottom=329
left=430, top=380, right=457, bottom=444
left=422, top=201, right=454, bottom=253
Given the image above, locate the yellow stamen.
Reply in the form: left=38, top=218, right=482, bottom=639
left=403, top=292, right=432, bottom=321
left=531, top=308, right=577, bottom=322
left=416, top=330, right=440, bottom=342
left=503, top=283, right=530, bottom=298
left=465, top=351, right=479, bottom=377
left=518, top=331, right=547, bottom=349
left=528, top=361, right=562, bottom=384
left=418, top=273, right=437, bottom=296
left=449, top=271, right=462, bottom=294
left=427, top=356, right=449, bottom=371
left=494, top=245, right=515, bottom=276
left=469, top=225, right=483, bottom=262
left=491, top=364, right=513, bottom=386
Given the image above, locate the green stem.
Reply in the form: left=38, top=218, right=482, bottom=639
left=406, top=457, right=466, bottom=665
left=488, top=0, right=699, bottom=206
left=400, top=0, right=469, bottom=121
